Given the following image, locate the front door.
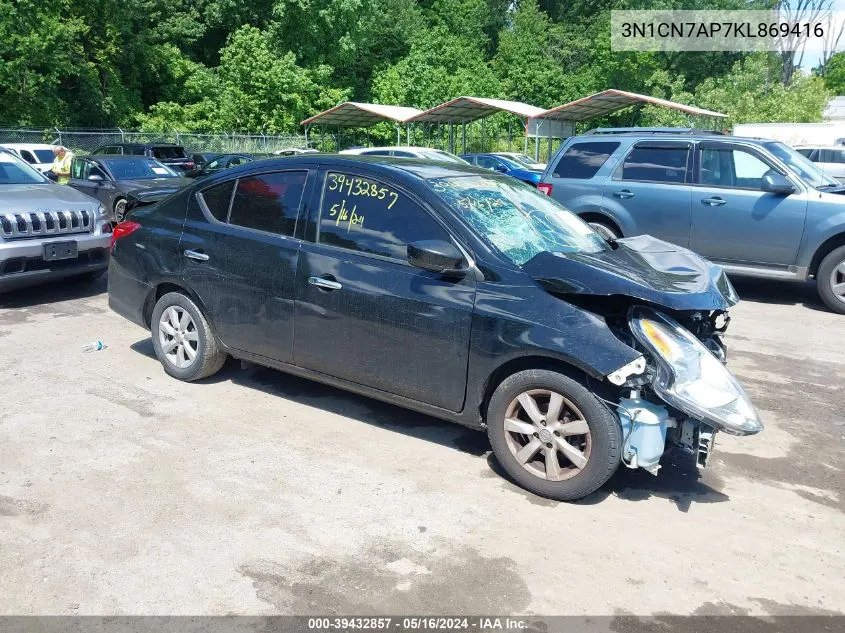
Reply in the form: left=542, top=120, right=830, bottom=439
left=690, top=142, right=808, bottom=266
left=603, top=141, right=694, bottom=247
left=68, top=158, right=110, bottom=207
left=179, top=169, right=311, bottom=363
left=293, top=169, right=476, bottom=412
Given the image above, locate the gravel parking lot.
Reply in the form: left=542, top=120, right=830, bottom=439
left=0, top=275, right=843, bottom=617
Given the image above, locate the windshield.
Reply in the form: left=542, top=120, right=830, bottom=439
left=102, top=158, right=179, bottom=180
left=764, top=141, right=838, bottom=188
left=430, top=175, right=606, bottom=265
left=152, top=146, right=187, bottom=159
left=33, top=149, right=56, bottom=163
left=420, top=150, right=469, bottom=165
left=0, top=152, right=47, bottom=184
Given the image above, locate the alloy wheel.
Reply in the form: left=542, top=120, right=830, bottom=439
left=158, top=306, right=199, bottom=369
left=503, top=389, right=592, bottom=482
left=114, top=199, right=127, bottom=223
left=829, top=259, right=845, bottom=305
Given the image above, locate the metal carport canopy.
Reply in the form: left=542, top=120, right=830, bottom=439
left=407, top=96, right=547, bottom=124
left=300, top=102, right=423, bottom=127
left=536, top=89, right=726, bottom=121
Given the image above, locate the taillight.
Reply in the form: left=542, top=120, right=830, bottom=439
left=537, top=183, right=553, bottom=196
left=184, top=161, right=195, bottom=169
left=110, top=220, right=141, bottom=252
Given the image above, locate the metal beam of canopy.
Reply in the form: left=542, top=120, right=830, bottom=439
left=407, top=96, right=547, bottom=154
left=300, top=102, right=423, bottom=127
left=535, top=89, right=727, bottom=123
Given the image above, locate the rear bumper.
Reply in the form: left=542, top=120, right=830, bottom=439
left=107, top=259, right=152, bottom=329
left=0, top=232, right=111, bottom=292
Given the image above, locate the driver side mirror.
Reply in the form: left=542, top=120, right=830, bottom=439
left=493, top=165, right=507, bottom=173
left=761, top=172, right=794, bottom=195
left=87, top=173, right=104, bottom=182
left=407, top=240, right=466, bottom=276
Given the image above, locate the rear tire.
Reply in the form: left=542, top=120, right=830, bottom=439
left=113, top=198, right=127, bottom=223
left=151, top=292, right=226, bottom=381
left=817, top=245, right=845, bottom=314
left=486, top=369, right=621, bottom=501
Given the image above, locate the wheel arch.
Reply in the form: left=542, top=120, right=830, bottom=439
left=477, top=354, right=618, bottom=424
left=578, top=212, right=623, bottom=237
left=809, top=232, right=845, bottom=277
left=142, top=280, right=211, bottom=330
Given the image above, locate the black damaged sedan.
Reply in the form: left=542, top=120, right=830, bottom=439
left=108, top=156, right=762, bottom=501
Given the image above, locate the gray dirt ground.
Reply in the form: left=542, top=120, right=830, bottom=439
left=0, top=275, right=843, bottom=616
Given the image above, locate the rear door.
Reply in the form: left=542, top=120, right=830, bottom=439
left=603, top=141, right=694, bottom=247
left=180, top=169, right=313, bottom=363
left=292, top=168, right=475, bottom=411
left=690, top=141, right=808, bottom=266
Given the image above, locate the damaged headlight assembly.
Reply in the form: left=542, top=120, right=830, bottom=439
left=628, top=306, right=763, bottom=436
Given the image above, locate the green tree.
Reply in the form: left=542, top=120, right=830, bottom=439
left=822, top=52, right=845, bottom=95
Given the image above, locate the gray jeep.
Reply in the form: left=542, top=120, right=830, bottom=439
left=0, top=149, right=111, bottom=293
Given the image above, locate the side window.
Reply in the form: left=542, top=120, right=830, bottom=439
left=621, top=145, right=688, bottom=184
left=228, top=171, right=307, bottom=236
left=392, top=151, right=415, bottom=158
left=700, top=147, right=772, bottom=189
left=318, top=172, right=449, bottom=260
left=89, top=164, right=107, bottom=179
left=476, top=156, right=501, bottom=170
left=205, top=159, right=221, bottom=170
left=127, top=146, right=146, bottom=156
left=362, top=150, right=391, bottom=156
left=199, top=180, right=235, bottom=222
left=796, top=148, right=814, bottom=158
left=819, top=149, right=845, bottom=164
left=20, top=150, right=37, bottom=164
left=552, top=142, right=620, bottom=179
left=71, top=158, right=84, bottom=180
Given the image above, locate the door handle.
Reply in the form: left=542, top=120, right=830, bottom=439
left=701, top=197, right=726, bottom=206
left=613, top=190, right=634, bottom=199
left=308, top=276, right=342, bottom=291
left=183, top=249, right=209, bottom=262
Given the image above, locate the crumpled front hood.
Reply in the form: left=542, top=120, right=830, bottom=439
left=121, top=178, right=189, bottom=193
left=522, top=235, right=738, bottom=311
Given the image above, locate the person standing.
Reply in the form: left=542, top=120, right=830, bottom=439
left=50, top=145, right=74, bottom=184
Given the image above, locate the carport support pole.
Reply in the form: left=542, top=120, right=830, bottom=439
left=396, top=125, right=401, bottom=145
left=481, top=118, right=485, bottom=153
left=462, top=123, right=467, bottom=154
left=547, top=125, right=553, bottom=162
left=449, top=123, right=455, bottom=154
left=523, top=119, right=529, bottom=155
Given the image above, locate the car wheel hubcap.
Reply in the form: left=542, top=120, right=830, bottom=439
left=503, top=389, right=592, bottom=482
left=830, top=260, right=845, bottom=303
left=158, top=306, right=199, bottom=369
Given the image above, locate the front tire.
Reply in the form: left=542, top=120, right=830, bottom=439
left=151, top=292, right=226, bottom=381
left=817, top=245, right=845, bottom=314
left=487, top=370, right=621, bottom=501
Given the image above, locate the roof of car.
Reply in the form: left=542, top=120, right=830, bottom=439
left=88, top=154, right=163, bottom=162
left=794, top=144, right=845, bottom=149
left=200, top=154, right=488, bottom=184
left=1, top=143, right=57, bottom=150
left=569, top=132, right=778, bottom=145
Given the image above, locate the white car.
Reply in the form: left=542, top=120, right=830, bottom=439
left=273, top=148, right=320, bottom=156
left=339, top=146, right=468, bottom=164
left=794, top=145, right=845, bottom=183
left=1, top=143, right=57, bottom=173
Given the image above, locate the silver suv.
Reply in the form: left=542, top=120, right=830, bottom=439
left=0, top=149, right=111, bottom=292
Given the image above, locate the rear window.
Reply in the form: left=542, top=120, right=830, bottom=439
left=620, top=145, right=689, bottom=184
left=152, top=146, right=188, bottom=159
left=819, top=149, right=845, bottom=163
left=33, top=149, right=55, bottom=163
left=200, top=181, right=235, bottom=222
left=227, top=171, right=307, bottom=236
left=552, top=142, right=620, bottom=179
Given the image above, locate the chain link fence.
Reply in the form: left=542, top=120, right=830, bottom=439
left=0, top=128, right=316, bottom=156
left=0, top=127, right=562, bottom=162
